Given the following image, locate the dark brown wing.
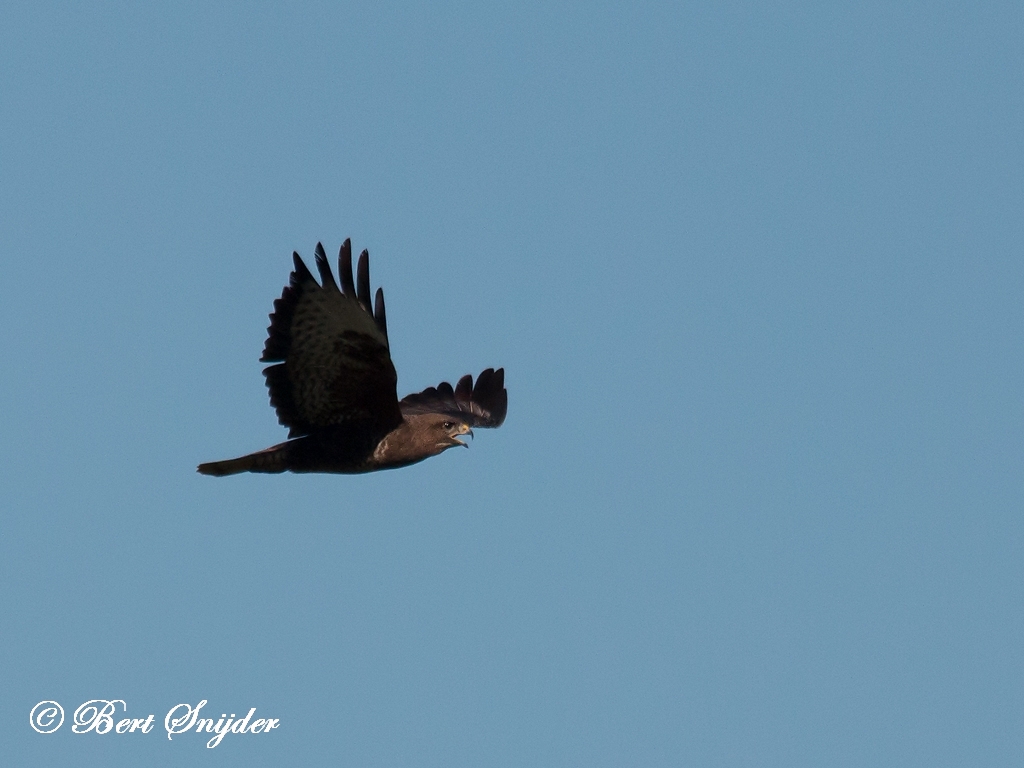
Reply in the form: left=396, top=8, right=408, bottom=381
left=399, top=368, right=507, bottom=428
left=261, top=240, right=402, bottom=439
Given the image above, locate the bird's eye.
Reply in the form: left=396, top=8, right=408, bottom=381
left=442, top=421, right=454, bottom=430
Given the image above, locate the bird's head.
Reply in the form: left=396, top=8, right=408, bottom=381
left=434, top=416, right=474, bottom=450
left=394, top=413, right=476, bottom=462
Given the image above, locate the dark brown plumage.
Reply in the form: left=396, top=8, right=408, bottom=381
left=198, top=240, right=507, bottom=476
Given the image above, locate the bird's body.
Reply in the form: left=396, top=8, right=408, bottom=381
left=198, top=240, right=506, bottom=476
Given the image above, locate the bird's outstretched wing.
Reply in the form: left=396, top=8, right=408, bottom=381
left=400, top=368, right=507, bottom=428
left=261, top=240, right=402, bottom=439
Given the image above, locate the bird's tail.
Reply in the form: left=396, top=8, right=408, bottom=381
left=197, top=443, right=291, bottom=476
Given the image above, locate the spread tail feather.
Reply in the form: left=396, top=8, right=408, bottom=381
left=197, top=443, right=290, bottom=476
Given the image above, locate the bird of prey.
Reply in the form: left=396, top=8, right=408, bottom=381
left=198, top=240, right=506, bottom=476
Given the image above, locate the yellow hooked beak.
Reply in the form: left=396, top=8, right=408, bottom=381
left=452, top=423, right=474, bottom=447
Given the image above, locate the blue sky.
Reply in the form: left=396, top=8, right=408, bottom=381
left=2, top=1, right=1022, bottom=765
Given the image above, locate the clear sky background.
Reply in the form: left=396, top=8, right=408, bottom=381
left=2, top=1, right=1022, bottom=765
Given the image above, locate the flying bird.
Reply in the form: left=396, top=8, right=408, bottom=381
left=198, top=240, right=506, bottom=476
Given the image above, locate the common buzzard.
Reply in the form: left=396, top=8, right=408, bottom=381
left=198, top=240, right=506, bottom=476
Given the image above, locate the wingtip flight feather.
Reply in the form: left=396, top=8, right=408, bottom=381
left=357, top=250, right=372, bottom=314
left=314, top=242, right=338, bottom=290
left=374, top=287, right=388, bottom=340
left=291, top=251, right=314, bottom=286
left=339, top=240, right=355, bottom=295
